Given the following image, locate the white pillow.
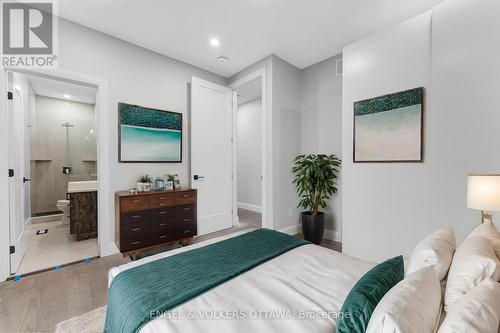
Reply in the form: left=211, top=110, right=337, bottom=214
left=366, top=266, right=441, bottom=333
left=407, top=228, right=455, bottom=280
left=438, top=278, right=500, bottom=333
left=444, top=236, right=500, bottom=312
left=467, top=220, right=500, bottom=259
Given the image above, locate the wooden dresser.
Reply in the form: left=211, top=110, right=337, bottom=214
left=115, top=189, right=197, bottom=254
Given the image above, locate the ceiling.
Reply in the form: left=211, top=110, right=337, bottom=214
left=237, top=78, right=262, bottom=105
left=58, top=0, right=446, bottom=77
left=26, top=75, right=97, bottom=104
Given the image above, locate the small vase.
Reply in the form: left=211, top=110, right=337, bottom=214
left=136, top=182, right=144, bottom=192
left=143, top=182, right=152, bottom=192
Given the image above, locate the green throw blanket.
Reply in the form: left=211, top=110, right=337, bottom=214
left=104, top=229, right=309, bottom=333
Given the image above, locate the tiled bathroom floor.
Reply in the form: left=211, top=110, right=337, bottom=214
left=16, top=220, right=98, bottom=275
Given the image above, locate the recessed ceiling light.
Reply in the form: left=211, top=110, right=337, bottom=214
left=209, top=37, right=220, bottom=47
left=217, top=56, right=228, bottom=64
left=63, top=94, right=71, bottom=99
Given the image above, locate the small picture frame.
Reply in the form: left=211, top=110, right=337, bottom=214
left=165, top=180, right=174, bottom=191
left=174, top=179, right=181, bottom=190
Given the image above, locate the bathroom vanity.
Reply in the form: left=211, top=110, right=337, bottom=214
left=68, top=181, right=98, bottom=241
left=114, top=189, right=197, bottom=255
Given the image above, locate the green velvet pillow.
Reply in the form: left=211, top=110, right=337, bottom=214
left=336, top=255, right=404, bottom=333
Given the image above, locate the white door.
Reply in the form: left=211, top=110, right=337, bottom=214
left=9, top=80, right=26, bottom=274
left=191, top=77, right=233, bottom=235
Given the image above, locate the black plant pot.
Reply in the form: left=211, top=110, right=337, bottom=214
left=301, top=211, right=325, bottom=245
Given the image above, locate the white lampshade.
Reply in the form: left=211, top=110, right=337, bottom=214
left=467, top=174, right=500, bottom=211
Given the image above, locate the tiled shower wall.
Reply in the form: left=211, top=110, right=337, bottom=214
left=30, top=96, right=96, bottom=215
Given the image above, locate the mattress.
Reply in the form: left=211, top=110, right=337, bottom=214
left=108, top=230, right=374, bottom=333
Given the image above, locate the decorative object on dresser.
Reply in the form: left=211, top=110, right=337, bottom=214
left=118, top=103, right=182, bottom=163
left=353, top=87, right=424, bottom=162
left=467, top=173, right=500, bottom=223
left=154, top=177, right=165, bottom=190
left=137, top=174, right=153, bottom=192
left=292, top=154, right=341, bottom=244
left=115, top=189, right=197, bottom=254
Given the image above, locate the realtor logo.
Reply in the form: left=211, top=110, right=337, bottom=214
left=1, top=0, right=58, bottom=68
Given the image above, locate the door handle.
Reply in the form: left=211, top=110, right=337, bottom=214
left=23, top=177, right=31, bottom=183
left=193, top=175, right=205, bottom=180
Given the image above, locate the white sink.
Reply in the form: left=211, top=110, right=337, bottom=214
left=67, top=180, right=98, bottom=193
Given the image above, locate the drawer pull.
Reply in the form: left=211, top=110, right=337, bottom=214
left=183, top=194, right=190, bottom=197
left=132, top=215, right=141, bottom=218
left=159, top=223, right=167, bottom=226
left=159, top=203, right=167, bottom=206
left=159, top=196, right=167, bottom=200
left=183, top=230, right=190, bottom=234
left=159, top=235, right=167, bottom=239
left=183, top=218, right=191, bottom=222
left=132, top=200, right=140, bottom=203
left=131, top=241, right=141, bottom=245
left=183, top=208, right=190, bottom=211
left=131, top=228, right=141, bottom=231
left=159, top=211, right=167, bottom=214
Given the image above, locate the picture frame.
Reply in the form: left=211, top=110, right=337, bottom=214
left=353, top=87, right=424, bottom=163
left=118, top=103, right=182, bottom=163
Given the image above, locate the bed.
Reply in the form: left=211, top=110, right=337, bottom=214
left=107, top=229, right=374, bottom=333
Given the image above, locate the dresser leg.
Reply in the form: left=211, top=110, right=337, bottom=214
left=179, top=237, right=193, bottom=247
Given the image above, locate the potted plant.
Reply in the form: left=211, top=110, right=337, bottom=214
left=138, top=174, right=153, bottom=192
left=292, top=154, right=341, bottom=244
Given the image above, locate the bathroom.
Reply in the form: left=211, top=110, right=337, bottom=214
left=11, top=73, right=99, bottom=275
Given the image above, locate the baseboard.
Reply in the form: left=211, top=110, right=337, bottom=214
left=279, top=224, right=341, bottom=242
left=237, top=202, right=262, bottom=213
left=279, top=224, right=300, bottom=235
left=323, top=229, right=341, bottom=242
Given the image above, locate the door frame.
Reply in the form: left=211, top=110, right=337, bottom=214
left=0, top=67, right=110, bottom=281
left=229, top=68, right=273, bottom=229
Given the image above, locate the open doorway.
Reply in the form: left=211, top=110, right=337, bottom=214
left=234, top=78, right=262, bottom=229
left=8, top=72, right=98, bottom=276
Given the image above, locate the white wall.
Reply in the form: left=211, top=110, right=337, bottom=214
left=237, top=98, right=262, bottom=210
left=271, top=56, right=302, bottom=232
left=229, top=55, right=302, bottom=233
left=57, top=19, right=227, bottom=254
left=342, top=0, right=500, bottom=262
left=300, top=54, right=342, bottom=238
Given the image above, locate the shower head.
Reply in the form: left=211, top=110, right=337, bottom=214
left=62, top=122, right=74, bottom=127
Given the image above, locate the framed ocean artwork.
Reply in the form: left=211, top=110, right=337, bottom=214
left=353, top=87, right=423, bottom=163
left=118, top=103, right=182, bottom=163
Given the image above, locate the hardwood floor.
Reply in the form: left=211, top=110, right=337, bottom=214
left=0, top=254, right=129, bottom=333
left=0, top=223, right=341, bottom=333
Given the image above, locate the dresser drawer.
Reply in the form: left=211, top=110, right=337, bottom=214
left=150, top=218, right=177, bottom=232
left=121, top=237, right=149, bottom=252
left=149, top=193, right=175, bottom=209
left=176, top=204, right=196, bottom=216
left=121, top=196, right=148, bottom=213
left=121, top=223, right=150, bottom=238
left=177, top=222, right=197, bottom=238
left=121, top=211, right=149, bottom=225
left=150, top=208, right=176, bottom=220
left=177, top=213, right=197, bottom=237
left=150, top=232, right=177, bottom=246
left=174, top=191, right=196, bottom=205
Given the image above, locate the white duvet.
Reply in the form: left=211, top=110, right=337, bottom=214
left=108, top=230, right=374, bottom=333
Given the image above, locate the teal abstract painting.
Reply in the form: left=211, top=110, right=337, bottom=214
left=119, top=103, right=182, bottom=162
left=354, top=88, right=423, bottom=162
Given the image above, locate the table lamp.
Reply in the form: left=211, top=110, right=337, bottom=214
left=467, top=174, right=500, bottom=223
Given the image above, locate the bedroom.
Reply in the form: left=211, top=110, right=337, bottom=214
left=0, top=0, right=499, bottom=332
